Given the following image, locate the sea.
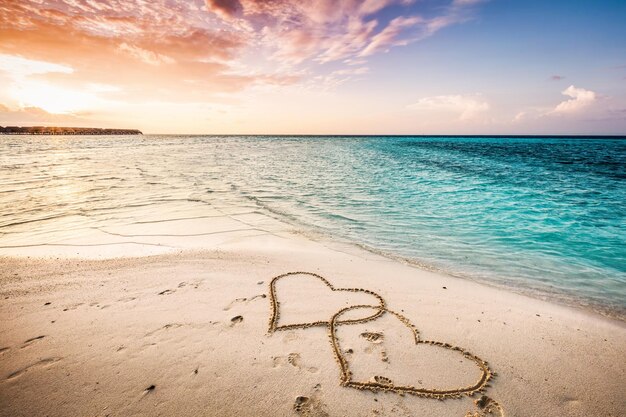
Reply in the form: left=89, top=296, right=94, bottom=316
left=1, top=135, right=624, bottom=319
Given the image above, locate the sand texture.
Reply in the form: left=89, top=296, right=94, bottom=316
left=1, top=213, right=625, bottom=417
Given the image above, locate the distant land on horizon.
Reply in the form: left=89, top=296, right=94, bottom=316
left=0, top=126, right=142, bottom=135
left=1, top=127, right=624, bottom=138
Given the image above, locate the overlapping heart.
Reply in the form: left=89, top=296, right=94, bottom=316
left=267, top=272, right=504, bottom=416
left=267, top=271, right=386, bottom=332
left=329, top=305, right=492, bottom=398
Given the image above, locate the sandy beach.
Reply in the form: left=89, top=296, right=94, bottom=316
left=3, top=0, right=626, bottom=414
left=1, top=209, right=624, bottom=417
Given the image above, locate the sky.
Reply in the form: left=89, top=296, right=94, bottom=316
left=0, top=0, right=625, bottom=134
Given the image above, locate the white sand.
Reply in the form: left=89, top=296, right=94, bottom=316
left=0, top=210, right=625, bottom=416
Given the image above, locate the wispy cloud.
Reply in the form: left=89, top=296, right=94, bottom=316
left=360, top=16, right=423, bottom=57
left=0, top=54, right=73, bottom=78
left=118, top=43, right=175, bottom=66
left=0, top=0, right=485, bottom=97
left=408, top=94, right=489, bottom=120
left=0, top=0, right=490, bottom=130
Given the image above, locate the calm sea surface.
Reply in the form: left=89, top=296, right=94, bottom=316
left=1, top=135, right=625, bottom=318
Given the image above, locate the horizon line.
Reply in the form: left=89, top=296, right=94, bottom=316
left=140, top=134, right=626, bottom=138
left=1, top=132, right=625, bottom=138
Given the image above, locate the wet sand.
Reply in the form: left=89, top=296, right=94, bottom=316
left=0, top=211, right=625, bottom=417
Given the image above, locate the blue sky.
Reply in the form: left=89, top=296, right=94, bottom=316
left=0, top=0, right=624, bottom=134
left=337, top=0, right=626, bottom=134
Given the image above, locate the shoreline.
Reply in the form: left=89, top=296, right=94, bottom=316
left=1, top=197, right=624, bottom=324
left=219, top=199, right=626, bottom=323
left=1, top=208, right=625, bottom=416
left=2, top=134, right=624, bottom=324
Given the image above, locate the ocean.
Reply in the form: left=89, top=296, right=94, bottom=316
left=1, top=135, right=624, bottom=319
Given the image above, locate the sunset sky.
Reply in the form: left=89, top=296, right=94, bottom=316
left=1, top=0, right=625, bottom=134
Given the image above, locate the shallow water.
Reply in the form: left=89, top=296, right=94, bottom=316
left=1, top=135, right=625, bottom=318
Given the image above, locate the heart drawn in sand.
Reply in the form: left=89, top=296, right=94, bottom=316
left=267, top=271, right=505, bottom=415
left=268, top=272, right=386, bottom=333
left=328, top=305, right=496, bottom=401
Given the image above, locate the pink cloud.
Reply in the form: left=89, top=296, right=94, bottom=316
left=360, top=16, right=423, bottom=57
left=552, top=85, right=597, bottom=114
left=1, top=0, right=485, bottom=104
left=205, top=0, right=243, bottom=19
left=203, top=0, right=474, bottom=65
left=0, top=104, right=90, bottom=125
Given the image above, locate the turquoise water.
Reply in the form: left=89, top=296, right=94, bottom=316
left=1, top=135, right=625, bottom=318
left=225, top=136, right=626, bottom=318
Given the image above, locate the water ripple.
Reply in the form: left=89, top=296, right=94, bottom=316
left=1, top=134, right=625, bottom=318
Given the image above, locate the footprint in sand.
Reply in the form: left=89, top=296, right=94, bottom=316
left=21, top=335, right=45, bottom=348
left=294, top=396, right=311, bottom=414
left=282, top=331, right=299, bottom=343
left=273, top=352, right=301, bottom=368
left=288, top=353, right=301, bottom=367
left=230, top=315, right=244, bottom=325
left=272, top=353, right=319, bottom=373
left=370, top=375, right=393, bottom=386
left=178, top=280, right=202, bottom=289
left=224, top=297, right=247, bottom=311
left=158, top=289, right=175, bottom=296
left=62, top=302, right=84, bottom=311
left=293, top=390, right=329, bottom=417
left=360, top=334, right=389, bottom=363
left=361, top=332, right=384, bottom=343
left=6, top=357, right=62, bottom=380
left=464, top=396, right=504, bottom=417
left=145, top=323, right=184, bottom=337
left=89, top=301, right=111, bottom=309
left=223, top=294, right=267, bottom=311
